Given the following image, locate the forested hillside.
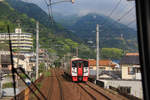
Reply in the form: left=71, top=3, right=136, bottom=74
left=55, top=13, right=138, bottom=52
left=0, top=1, right=96, bottom=59
left=6, top=0, right=81, bottom=42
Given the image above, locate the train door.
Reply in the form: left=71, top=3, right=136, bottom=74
left=77, top=63, right=83, bottom=76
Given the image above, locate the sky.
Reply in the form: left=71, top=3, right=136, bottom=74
left=24, top=0, right=136, bottom=29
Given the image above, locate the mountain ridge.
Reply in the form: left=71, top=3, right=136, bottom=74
left=54, top=13, right=138, bottom=52
left=0, top=0, right=96, bottom=59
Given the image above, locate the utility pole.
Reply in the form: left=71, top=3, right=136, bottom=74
left=96, top=24, right=99, bottom=81
left=36, top=21, right=39, bottom=79
left=76, top=47, right=78, bottom=57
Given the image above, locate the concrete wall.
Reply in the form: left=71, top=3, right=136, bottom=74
left=122, top=65, right=135, bottom=79
left=121, top=65, right=141, bottom=80
left=100, top=79, right=143, bottom=99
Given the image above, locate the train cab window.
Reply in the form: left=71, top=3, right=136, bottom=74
left=83, top=61, right=88, bottom=67
left=72, top=61, right=77, bottom=67
left=78, top=63, right=82, bottom=68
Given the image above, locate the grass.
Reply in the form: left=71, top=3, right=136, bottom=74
left=36, top=83, right=42, bottom=89
left=43, top=71, right=51, bottom=77
left=20, top=73, right=27, bottom=79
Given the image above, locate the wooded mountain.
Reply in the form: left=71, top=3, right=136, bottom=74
left=0, top=0, right=96, bottom=59
left=55, top=13, right=138, bottom=52
left=6, top=0, right=82, bottom=42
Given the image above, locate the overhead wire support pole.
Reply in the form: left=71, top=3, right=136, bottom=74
left=96, top=24, right=99, bottom=81
left=76, top=47, right=78, bottom=57
left=36, top=21, right=39, bottom=80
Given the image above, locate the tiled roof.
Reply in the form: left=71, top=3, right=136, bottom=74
left=88, top=59, right=115, bottom=66
left=126, top=53, right=139, bottom=56
left=120, top=55, right=140, bottom=65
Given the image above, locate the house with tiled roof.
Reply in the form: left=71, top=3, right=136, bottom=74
left=126, top=53, right=139, bottom=56
left=88, top=59, right=117, bottom=71
left=120, top=53, right=141, bottom=80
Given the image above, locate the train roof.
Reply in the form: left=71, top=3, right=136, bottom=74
left=71, top=57, right=88, bottom=61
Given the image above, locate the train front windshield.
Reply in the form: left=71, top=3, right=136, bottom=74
left=72, top=60, right=88, bottom=67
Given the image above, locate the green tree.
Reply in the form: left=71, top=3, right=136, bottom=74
left=101, top=48, right=124, bottom=60
left=39, top=63, right=45, bottom=73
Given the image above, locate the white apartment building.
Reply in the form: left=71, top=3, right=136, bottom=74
left=0, top=28, right=33, bottom=52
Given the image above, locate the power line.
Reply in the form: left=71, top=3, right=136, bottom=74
left=48, top=0, right=54, bottom=24
left=101, top=19, right=136, bottom=32
left=117, top=6, right=135, bottom=22
left=42, top=0, right=54, bottom=24
left=102, top=5, right=135, bottom=32
left=126, top=19, right=136, bottom=26
left=101, top=0, right=122, bottom=25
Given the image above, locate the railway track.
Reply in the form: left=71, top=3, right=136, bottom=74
left=77, top=83, right=97, bottom=100
left=54, top=69, right=64, bottom=100
left=28, top=68, right=128, bottom=100
left=86, top=82, right=128, bottom=100
left=85, top=82, right=111, bottom=100
left=77, top=83, right=110, bottom=100
left=46, top=69, right=54, bottom=100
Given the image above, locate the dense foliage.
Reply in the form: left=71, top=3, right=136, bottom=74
left=55, top=13, right=138, bottom=52
left=0, top=0, right=134, bottom=61
left=101, top=48, right=124, bottom=60
left=0, top=1, right=96, bottom=62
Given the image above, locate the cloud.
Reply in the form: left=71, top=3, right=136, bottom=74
left=23, top=0, right=136, bottom=28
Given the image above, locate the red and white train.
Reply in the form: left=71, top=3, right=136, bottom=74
left=63, top=57, right=89, bottom=82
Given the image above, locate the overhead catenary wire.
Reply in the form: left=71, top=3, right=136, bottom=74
left=42, top=0, right=54, bottom=24
left=102, top=5, right=135, bottom=33
left=116, top=6, right=135, bottom=22
left=49, top=0, right=54, bottom=24
left=126, top=19, right=136, bottom=26
left=101, top=0, right=122, bottom=25
left=118, top=8, right=136, bottom=23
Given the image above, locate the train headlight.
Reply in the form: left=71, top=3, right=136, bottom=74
left=72, top=68, right=77, bottom=73
left=84, top=68, right=88, bottom=73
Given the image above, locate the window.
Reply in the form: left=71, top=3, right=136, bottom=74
left=128, top=67, right=135, bottom=75
left=119, top=86, right=131, bottom=94
left=2, top=64, right=8, bottom=68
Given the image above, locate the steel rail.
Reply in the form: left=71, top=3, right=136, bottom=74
left=85, top=82, right=111, bottom=100
left=54, top=69, right=64, bottom=100
left=77, top=83, right=97, bottom=100
left=47, top=69, right=54, bottom=100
